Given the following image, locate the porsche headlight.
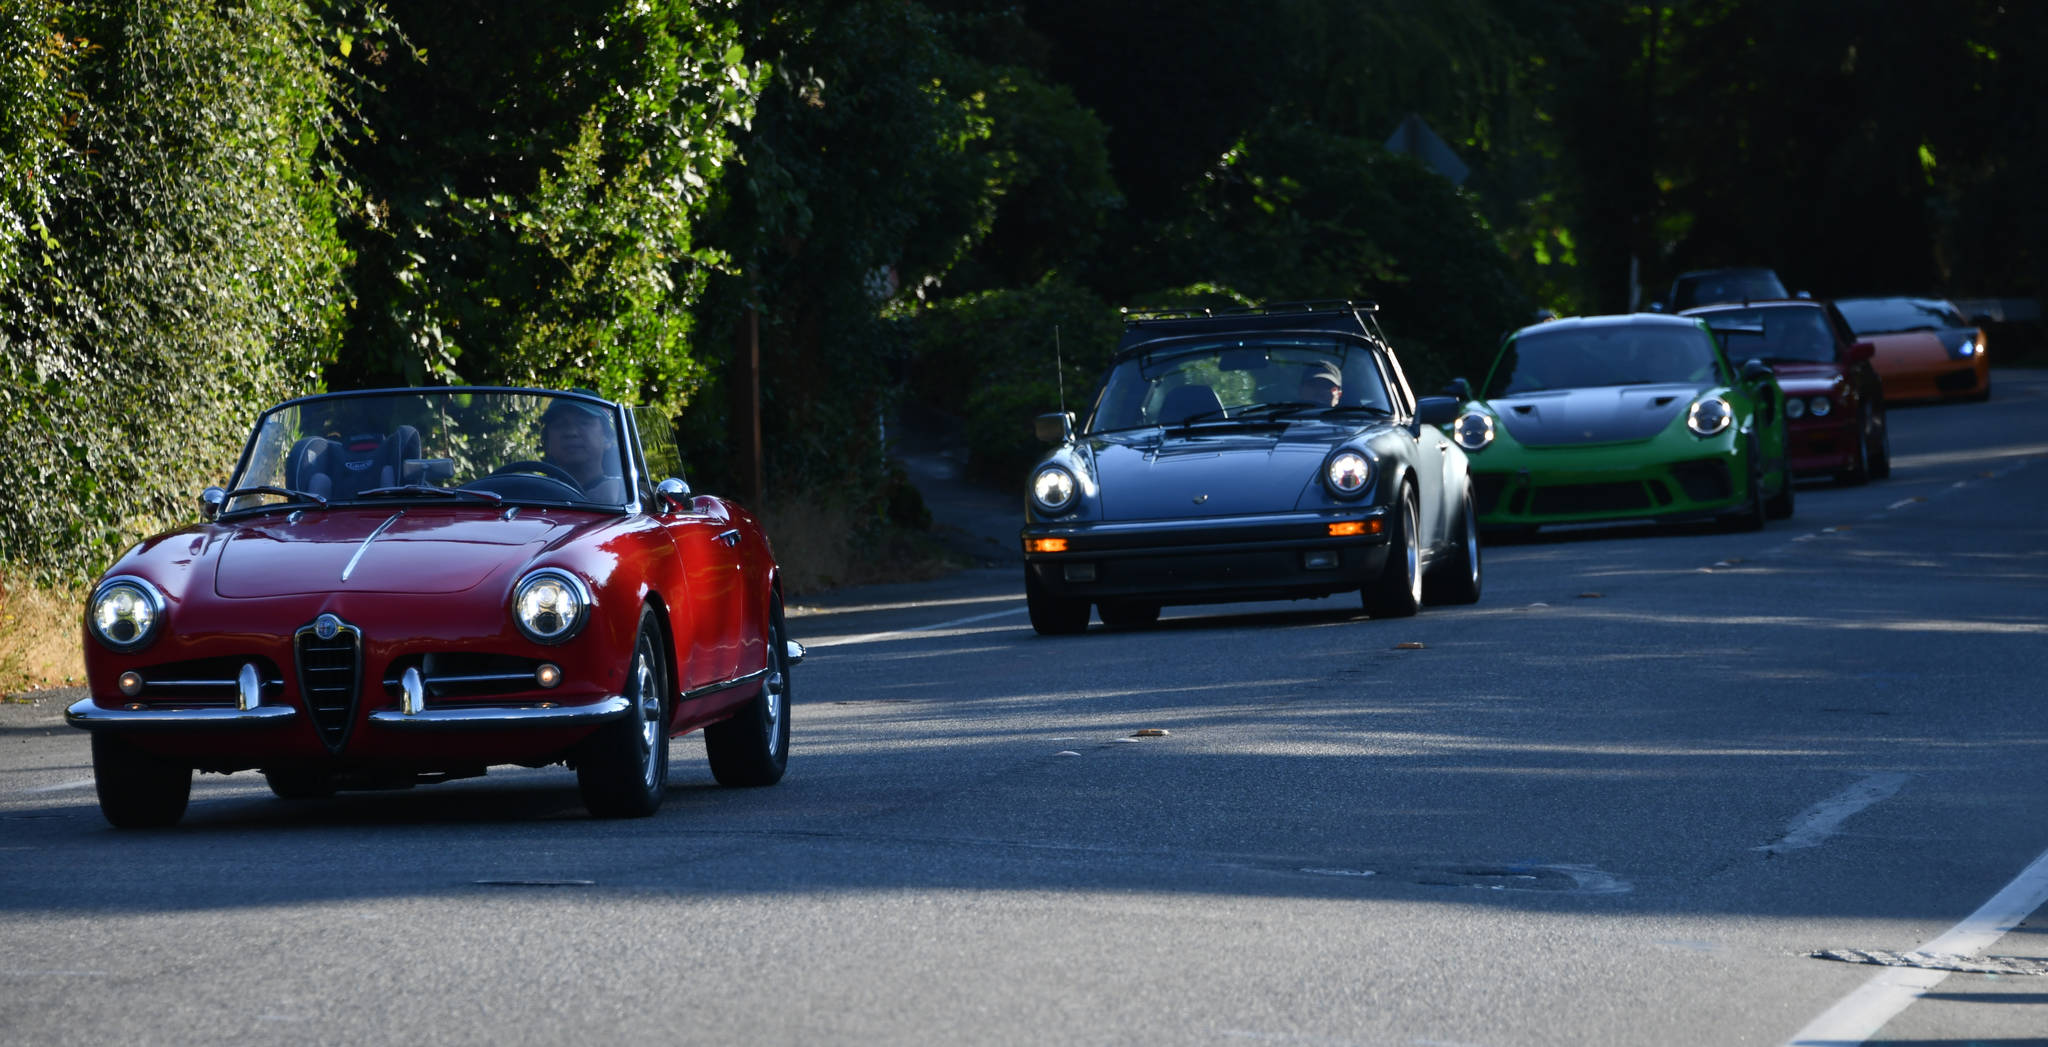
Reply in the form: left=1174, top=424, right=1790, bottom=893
left=1324, top=451, right=1372, bottom=498
left=88, top=577, right=166, bottom=652
left=1453, top=411, right=1495, bottom=451
left=1030, top=465, right=1079, bottom=514
left=1807, top=396, right=1832, bottom=418
left=1688, top=397, right=1733, bottom=437
left=513, top=569, right=592, bottom=645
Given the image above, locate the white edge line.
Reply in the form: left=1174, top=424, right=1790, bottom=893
left=806, top=604, right=1028, bottom=649
left=1784, top=843, right=2048, bottom=1046
left=22, top=779, right=97, bottom=795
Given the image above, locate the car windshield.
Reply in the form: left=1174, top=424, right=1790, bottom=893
left=1836, top=298, right=1965, bottom=335
left=1486, top=323, right=1725, bottom=398
left=1671, top=270, right=1786, bottom=310
left=223, top=389, right=633, bottom=514
left=1083, top=337, right=1393, bottom=432
left=1694, top=306, right=1837, bottom=363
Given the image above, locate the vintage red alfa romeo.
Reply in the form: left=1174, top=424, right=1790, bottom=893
left=69, top=386, right=799, bottom=827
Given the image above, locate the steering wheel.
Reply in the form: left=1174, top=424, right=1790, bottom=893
left=489, top=460, right=582, bottom=489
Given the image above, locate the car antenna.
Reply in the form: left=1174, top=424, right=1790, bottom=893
left=1055, top=325, right=1068, bottom=418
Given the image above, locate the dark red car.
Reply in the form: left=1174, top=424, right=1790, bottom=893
left=1682, top=300, right=1890, bottom=484
left=69, top=387, right=799, bottom=827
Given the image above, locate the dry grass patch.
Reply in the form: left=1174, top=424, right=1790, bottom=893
left=1, top=569, right=84, bottom=697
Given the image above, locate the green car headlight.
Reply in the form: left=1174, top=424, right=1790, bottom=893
left=513, top=569, right=592, bottom=645
left=1453, top=411, right=1495, bottom=451
left=89, top=576, right=167, bottom=652
left=1688, top=397, right=1733, bottom=437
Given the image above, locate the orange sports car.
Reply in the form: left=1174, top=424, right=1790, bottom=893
left=1833, top=296, right=1990, bottom=402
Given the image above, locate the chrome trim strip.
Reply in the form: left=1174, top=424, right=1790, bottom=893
left=341, top=511, right=406, bottom=582
left=679, top=668, right=768, bottom=703
left=380, top=670, right=540, bottom=689
left=400, top=667, right=425, bottom=716
left=66, top=698, right=299, bottom=730
left=367, top=695, right=630, bottom=730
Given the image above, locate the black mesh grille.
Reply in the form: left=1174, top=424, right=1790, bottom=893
left=1530, top=482, right=1653, bottom=516
left=295, top=618, right=361, bottom=752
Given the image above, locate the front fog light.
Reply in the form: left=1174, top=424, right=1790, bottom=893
left=513, top=569, right=591, bottom=645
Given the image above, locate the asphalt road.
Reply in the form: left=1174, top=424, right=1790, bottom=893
left=4, top=371, right=2046, bottom=1046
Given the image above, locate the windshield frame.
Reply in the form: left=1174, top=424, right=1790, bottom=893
left=1079, top=333, right=1396, bottom=434
left=1485, top=320, right=1731, bottom=399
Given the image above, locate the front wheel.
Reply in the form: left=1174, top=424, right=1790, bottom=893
left=1423, top=485, right=1482, bottom=606
left=1721, top=445, right=1767, bottom=532
left=1765, top=464, right=1796, bottom=520
left=91, top=732, right=191, bottom=828
left=1025, top=568, right=1091, bottom=635
left=1869, top=412, right=1892, bottom=479
left=705, top=597, right=792, bottom=787
left=577, top=606, right=670, bottom=818
left=1362, top=484, right=1422, bottom=618
left=1836, top=406, right=1872, bottom=486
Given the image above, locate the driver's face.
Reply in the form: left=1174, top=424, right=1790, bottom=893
left=1300, top=377, right=1341, bottom=406
left=544, top=413, right=607, bottom=471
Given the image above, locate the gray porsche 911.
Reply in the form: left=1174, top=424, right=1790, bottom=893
left=1019, top=301, right=1482, bottom=634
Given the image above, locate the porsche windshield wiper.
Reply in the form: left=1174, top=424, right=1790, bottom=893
left=1170, top=402, right=1308, bottom=428
left=357, top=484, right=504, bottom=505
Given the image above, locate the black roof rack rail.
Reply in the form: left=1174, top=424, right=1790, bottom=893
left=1120, top=299, right=1380, bottom=325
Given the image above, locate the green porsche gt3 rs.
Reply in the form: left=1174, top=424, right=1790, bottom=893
left=1446, top=313, right=1795, bottom=532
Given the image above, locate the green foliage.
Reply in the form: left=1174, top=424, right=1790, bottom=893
left=0, top=1, right=81, bottom=291
left=0, top=0, right=353, bottom=585
left=330, top=0, right=761, bottom=422
left=901, top=277, right=1121, bottom=483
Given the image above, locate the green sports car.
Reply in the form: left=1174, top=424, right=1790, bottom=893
left=1446, top=313, right=1794, bottom=532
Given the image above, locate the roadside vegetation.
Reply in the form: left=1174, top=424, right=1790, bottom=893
left=5, top=0, right=2045, bottom=690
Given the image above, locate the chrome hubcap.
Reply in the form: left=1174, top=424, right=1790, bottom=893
left=1404, top=497, right=1421, bottom=603
left=632, top=645, right=660, bottom=788
left=763, top=632, right=785, bottom=758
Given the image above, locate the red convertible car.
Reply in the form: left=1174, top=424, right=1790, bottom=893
left=69, top=387, right=799, bottom=827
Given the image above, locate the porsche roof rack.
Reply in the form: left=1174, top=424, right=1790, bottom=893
left=1120, top=299, right=1380, bottom=325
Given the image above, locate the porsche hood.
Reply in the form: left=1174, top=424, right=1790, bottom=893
left=1086, top=428, right=1333, bottom=520
left=1489, top=384, right=1701, bottom=447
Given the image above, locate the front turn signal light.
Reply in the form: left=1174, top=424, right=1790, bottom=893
left=1026, top=537, right=1069, bottom=553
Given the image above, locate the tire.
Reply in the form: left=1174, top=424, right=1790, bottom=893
left=1097, top=601, right=1160, bottom=628
left=91, top=732, right=191, bottom=829
left=1362, top=484, right=1422, bottom=618
left=705, top=597, right=793, bottom=787
left=577, top=606, right=670, bottom=818
left=1869, top=412, right=1892, bottom=479
left=1765, top=462, right=1795, bottom=520
left=263, top=768, right=335, bottom=800
left=1721, top=444, right=1767, bottom=532
left=1423, top=485, right=1483, bottom=606
left=1835, top=406, right=1872, bottom=486
left=1025, top=568, right=1091, bottom=635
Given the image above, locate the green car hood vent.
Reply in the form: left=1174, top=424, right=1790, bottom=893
left=1495, top=384, right=1697, bottom=447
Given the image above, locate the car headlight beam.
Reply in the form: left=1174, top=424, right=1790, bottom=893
left=513, top=569, right=592, bottom=645
left=1030, top=465, right=1079, bottom=514
left=1688, top=397, right=1733, bottom=437
left=1324, top=450, right=1372, bottom=499
left=88, top=576, right=167, bottom=652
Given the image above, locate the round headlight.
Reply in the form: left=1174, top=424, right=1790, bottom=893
left=1324, top=451, right=1372, bottom=498
left=1030, top=465, right=1078, bottom=514
left=89, top=577, right=166, bottom=652
left=1784, top=397, right=1805, bottom=419
left=513, top=569, right=591, bottom=645
left=1688, top=397, right=1733, bottom=437
left=1453, top=411, right=1495, bottom=451
left=1807, top=396, right=1832, bottom=418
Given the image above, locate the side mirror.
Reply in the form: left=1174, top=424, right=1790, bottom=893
left=1845, top=341, right=1875, bottom=364
left=655, top=476, right=692, bottom=512
left=201, top=486, right=226, bottom=521
left=1741, top=358, right=1774, bottom=383
left=1647, top=301, right=1668, bottom=313
left=1441, top=378, right=1473, bottom=402
left=1414, top=396, right=1461, bottom=427
left=1034, top=411, right=1074, bottom=444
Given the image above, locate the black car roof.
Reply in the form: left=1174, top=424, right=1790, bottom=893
left=1115, top=300, right=1387, bottom=358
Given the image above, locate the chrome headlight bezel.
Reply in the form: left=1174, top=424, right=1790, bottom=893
left=1452, top=411, right=1496, bottom=451
left=512, top=568, right=593, bottom=646
left=1784, top=397, right=1806, bottom=420
left=1688, top=396, right=1734, bottom=437
left=1807, top=395, right=1832, bottom=418
left=1030, top=464, right=1079, bottom=515
left=1323, top=450, right=1373, bottom=499
left=88, top=576, right=167, bottom=653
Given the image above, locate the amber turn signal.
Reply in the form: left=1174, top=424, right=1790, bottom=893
left=1026, top=537, right=1069, bottom=553
left=1328, top=520, right=1380, bottom=537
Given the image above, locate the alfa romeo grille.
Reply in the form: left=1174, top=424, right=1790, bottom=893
left=295, top=615, right=362, bottom=752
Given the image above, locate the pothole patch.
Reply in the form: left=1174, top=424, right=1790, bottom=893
left=1810, top=949, right=2048, bottom=976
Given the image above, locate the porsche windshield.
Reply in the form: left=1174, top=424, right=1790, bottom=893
left=1083, top=338, right=1393, bottom=432
left=223, top=389, right=631, bottom=514
left=1486, top=324, right=1725, bottom=398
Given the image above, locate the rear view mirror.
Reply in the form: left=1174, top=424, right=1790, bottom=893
left=1741, top=358, right=1774, bottom=383
left=1414, top=396, right=1460, bottom=427
left=1035, top=411, right=1074, bottom=444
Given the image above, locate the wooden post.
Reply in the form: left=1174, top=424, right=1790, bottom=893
left=731, top=306, right=765, bottom=508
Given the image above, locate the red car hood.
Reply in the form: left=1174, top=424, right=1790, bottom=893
left=215, top=509, right=575, bottom=598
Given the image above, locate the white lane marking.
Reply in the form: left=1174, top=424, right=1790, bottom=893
left=21, top=778, right=96, bottom=795
left=1785, top=843, right=2048, bottom=1046
left=804, top=604, right=1028, bottom=649
left=1757, top=773, right=1910, bottom=855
